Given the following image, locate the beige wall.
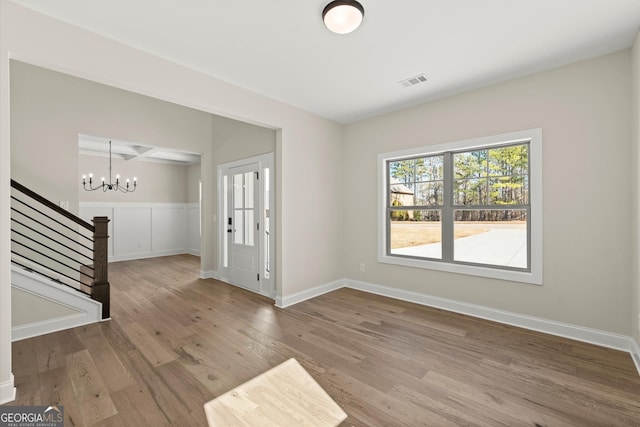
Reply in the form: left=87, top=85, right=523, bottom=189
left=344, top=50, right=632, bottom=335
left=632, top=30, right=640, bottom=344
left=11, top=287, right=80, bottom=326
left=11, top=60, right=212, bottom=208
left=213, top=115, right=276, bottom=165
left=79, top=154, right=191, bottom=204
left=187, top=164, right=201, bottom=204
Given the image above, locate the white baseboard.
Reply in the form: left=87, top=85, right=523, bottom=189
left=0, top=374, right=16, bottom=405
left=200, top=270, right=218, bottom=280
left=631, top=338, right=640, bottom=375
left=111, top=249, right=187, bottom=263
left=275, top=280, right=344, bottom=308
left=274, top=276, right=640, bottom=376
left=12, top=314, right=102, bottom=342
left=345, top=278, right=635, bottom=355
left=11, top=266, right=103, bottom=341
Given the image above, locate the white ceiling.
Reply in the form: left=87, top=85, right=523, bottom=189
left=78, top=134, right=201, bottom=165
left=12, top=0, right=640, bottom=124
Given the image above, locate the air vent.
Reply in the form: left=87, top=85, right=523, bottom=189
left=399, top=73, right=428, bottom=87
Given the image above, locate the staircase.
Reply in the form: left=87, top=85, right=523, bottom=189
left=10, top=179, right=110, bottom=341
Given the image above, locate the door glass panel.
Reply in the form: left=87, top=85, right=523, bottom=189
left=245, top=172, right=254, bottom=209
left=245, top=210, right=254, bottom=246
left=234, top=210, right=243, bottom=244
left=233, top=174, right=243, bottom=209
left=263, top=167, right=270, bottom=279
left=223, top=175, right=228, bottom=267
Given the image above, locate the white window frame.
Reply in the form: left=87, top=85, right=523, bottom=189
left=377, top=128, right=542, bottom=285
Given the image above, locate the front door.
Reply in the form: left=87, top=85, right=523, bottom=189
left=226, top=163, right=260, bottom=291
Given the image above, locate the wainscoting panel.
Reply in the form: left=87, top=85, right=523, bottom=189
left=80, top=203, right=201, bottom=262
left=152, top=206, right=187, bottom=255
left=115, top=207, right=152, bottom=258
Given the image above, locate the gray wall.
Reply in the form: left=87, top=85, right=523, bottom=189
left=343, top=50, right=633, bottom=335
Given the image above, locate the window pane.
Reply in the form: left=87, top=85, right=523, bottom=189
left=489, top=144, right=528, bottom=176
left=489, top=176, right=528, bottom=205
left=415, top=182, right=443, bottom=206
left=389, top=159, right=416, bottom=184
left=453, top=209, right=527, bottom=268
left=390, top=179, right=415, bottom=208
left=390, top=210, right=442, bottom=259
left=454, top=150, right=487, bottom=179
left=453, top=179, right=487, bottom=205
left=415, top=156, right=444, bottom=182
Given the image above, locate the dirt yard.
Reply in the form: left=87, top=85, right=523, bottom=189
left=390, top=221, right=488, bottom=249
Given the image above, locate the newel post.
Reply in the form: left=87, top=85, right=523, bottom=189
left=92, top=216, right=110, bottom=319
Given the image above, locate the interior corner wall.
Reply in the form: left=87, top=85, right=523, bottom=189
left=343, top=50, right=633, bottom=336
left=632, top=30, right=640, bottom=344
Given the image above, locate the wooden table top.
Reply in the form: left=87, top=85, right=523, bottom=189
left=203, top=358, right=347, bottom=426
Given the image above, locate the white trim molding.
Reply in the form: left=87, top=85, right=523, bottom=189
left=200, top=270, right=218, bottom=280
left=377, top=128, right=543, bottom=285
left=274, top=276, right=640, bottom=376
left=0, top=373, right=15, bottom=405
left=345, top=279, right=635, bottom=354
left=275, top=280, right=344, bottom=308
left=11, top=265, right=103, bottom=341
left=631, top=338, right=640, bottom=375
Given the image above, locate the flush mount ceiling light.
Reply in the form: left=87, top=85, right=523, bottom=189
left=322, top=0, right=364, bottom=34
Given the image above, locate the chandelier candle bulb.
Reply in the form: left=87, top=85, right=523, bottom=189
left=82, top=140, right=138, bottom=192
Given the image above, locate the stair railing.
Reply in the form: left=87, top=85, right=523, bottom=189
left=10, top=179, right=110, bottom=319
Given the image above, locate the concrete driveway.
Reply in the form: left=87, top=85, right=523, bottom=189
left=392, top=226, right=527, bottom=268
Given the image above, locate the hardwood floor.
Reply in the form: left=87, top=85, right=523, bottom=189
left=6, top=254, right=640, bottom=426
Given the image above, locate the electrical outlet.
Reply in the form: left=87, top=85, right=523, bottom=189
left=359, top=263, right=365, bottom=273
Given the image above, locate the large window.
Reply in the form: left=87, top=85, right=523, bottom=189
left=378, top=129, right=542, bottom=284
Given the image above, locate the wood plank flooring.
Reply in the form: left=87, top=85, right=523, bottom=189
left=5, top=254, right=640, bottom=426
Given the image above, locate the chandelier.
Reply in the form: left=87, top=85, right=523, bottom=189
left=82, top=140, right=137, bottom=192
